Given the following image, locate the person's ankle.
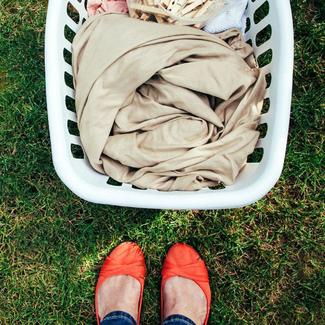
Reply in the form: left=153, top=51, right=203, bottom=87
left=98, top=275, right=140, bottom=321
left=163, top=276, right=206, bottom=325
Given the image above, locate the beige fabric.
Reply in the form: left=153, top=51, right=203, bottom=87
left=72, top=14, right=266, bottom=191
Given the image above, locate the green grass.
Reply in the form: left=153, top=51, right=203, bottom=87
left=0, top=0, right=324, bottom=324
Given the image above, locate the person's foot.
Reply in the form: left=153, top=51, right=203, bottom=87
left=97, top=274, right=141, bottom=321
left=95, top=242, right=146, bottom=323
left=163, top=276, right=207, bottom=325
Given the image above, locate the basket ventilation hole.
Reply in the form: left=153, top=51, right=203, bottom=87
left=257, top=123, right=268, bottom=139
left=265, top=73, right=272, bottom=88
left=209, top=183, right=226, bottom=190
left=107, top=178, right=122, bottom=186
left=67, top=2, right=80, bottom=24
left=64, top=25, right=76, bottom=43
left=246, top=39, right=253, bottom=47
left=63, top=48, right=72, bottom=65
left=65, top=72, right=74, bottom=90
left=71, top=144, right=84, bottom=159
left=66, top=95, right=76, bottom=113
left=253, top=1, right=269, bottom=25
left=257, top=48, right=272, bottom=67
left=68, top=120, right=80, bottom=136
left=255, top=24, right=272, bottom=47
left=245, top=17, right=251, bottom=33
left=247, top=147, right=264, bottom=163
left=262, top=98, right=270, bottom=114
left=132, top=185, right=147, bottom=190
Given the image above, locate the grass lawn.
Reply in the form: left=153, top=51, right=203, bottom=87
left=0, top=0, right=324, bottom=324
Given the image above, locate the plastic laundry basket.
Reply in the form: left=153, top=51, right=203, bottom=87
left=45, top=0, right=294, bottom=209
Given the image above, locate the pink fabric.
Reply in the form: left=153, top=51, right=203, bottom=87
left=87, top=0, right=128, bottom=16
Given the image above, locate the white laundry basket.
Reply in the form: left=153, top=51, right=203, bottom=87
left=45, top=0, right=294, bottom=209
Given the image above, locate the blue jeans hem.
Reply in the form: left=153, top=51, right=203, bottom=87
left=100, top=310, right=137, bottom=325
left=163, top=314, right=196, bottom=325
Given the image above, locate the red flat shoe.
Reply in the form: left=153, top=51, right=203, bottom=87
left=95, top=242, right=146, bottom=324
left=161, top=243, right=211, bottom=325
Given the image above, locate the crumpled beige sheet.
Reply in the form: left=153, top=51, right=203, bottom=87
left=72, top=14, right=266, bottom=191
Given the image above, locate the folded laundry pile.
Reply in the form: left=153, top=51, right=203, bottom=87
left=86, top=0, right=248, bottom=32
left=127, top=0, right=224, bottom=28
left=72, top=14, right=266, bottom=191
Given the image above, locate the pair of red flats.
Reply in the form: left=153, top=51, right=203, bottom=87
left=95, top=242, right=211, bottom=324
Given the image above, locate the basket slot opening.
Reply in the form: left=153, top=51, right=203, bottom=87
left=257, top=48, right=272, bottom=67
left=63, top=48, right=72, bottom=65
left=66, top=95, right=76, bottom=113
left=65, top=72, right=75, bottom=90
left=71, top=144, right=84, bottom=159
left=245, top=17, right=251, bottom=33
left=107, top=178, right=123, bottom=186
left=64, top=25, right=76, bottom=43
left=265, top=72, right=272, bottom=88
left=255, top=24, right=272, bottom=47
left=247, top=147, right=264, bottom=163
left=257, top=122, right=267, bottom=139
left=246, top=39, right=253, bottom=47
left=67, top=2, right=80, bottom=24
left=132, top=185, right=146, bottom=190
left=253, top=1, right=269, bottom=25
left=68, top=120, right=80, bottom=136
left=262, top=97, right=270, bottom=114
left=209, top=183, right=226, bottom=190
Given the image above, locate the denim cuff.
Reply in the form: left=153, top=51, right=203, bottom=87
left=163, top=314, right=196, bottom=325
left=100, top=310, right=137, bottom=325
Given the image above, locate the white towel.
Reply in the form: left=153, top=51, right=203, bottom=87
left=204, top=0, right=248, bottom=34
